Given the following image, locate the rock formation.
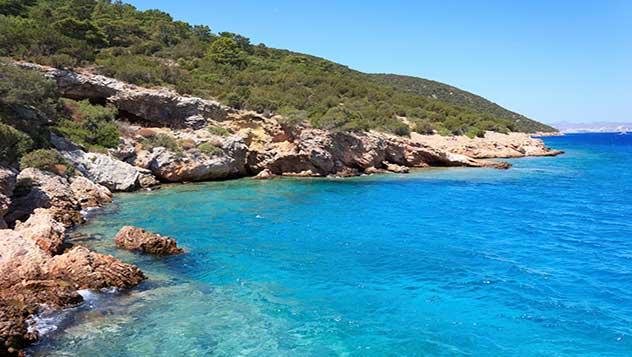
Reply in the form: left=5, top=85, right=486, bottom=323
left=18, top=62, right=228, bottom=129
left=0, top=208, right=145, bottom=356
left=114, top=226, right=183, bottom=255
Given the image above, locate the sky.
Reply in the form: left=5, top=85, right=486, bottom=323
left=127, top=0, right=631, bottom=124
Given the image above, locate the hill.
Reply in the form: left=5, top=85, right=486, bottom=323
left=0, top=0, right=555, bottom=139
left=370, top=74, right=555, bottom=133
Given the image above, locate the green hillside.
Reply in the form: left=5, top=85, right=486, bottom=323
left=0, top=0, right=555, bottom=137
left=370, top=74, right=555, bottom=133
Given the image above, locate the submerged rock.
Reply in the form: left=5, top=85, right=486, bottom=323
left=114, top=226, right=183, bottom=255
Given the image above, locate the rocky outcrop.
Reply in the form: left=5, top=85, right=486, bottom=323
left=411, top=131, right=564, bottom=159
left=0, top=167, right=17, bottom=229
left=114, top=226, right=183, bottom=255
left=18, top=62, right=228, bottom=129
left=6, top=168, right=83, bottom=227
left=69, top=176, right=112, bottom=209
left=14, top=209, right=65, bottom=256
left=47, top=246, right=146, bottom=289
left=0, top=211, right=144, bottom=356
left=133, top=134, right=248, bottom=182
left=51, top=134, right=139, bottom=192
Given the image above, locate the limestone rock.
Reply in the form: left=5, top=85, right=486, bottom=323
left=14, top=209, right=65, bottom=256
left=114, top=226, right=183, bottom=255
left=51, top=135, right=139, bottom=192
left=145, top=136, right=248, bottom=182
left=6, top=168, right=83, bottom=227
left=70, top=176, right=113, bottom=209
left=253, top=169, right=274, bottom=179
left=47, top=246, right=146, bottom=290
left=19, top=62, right=228, bottom=129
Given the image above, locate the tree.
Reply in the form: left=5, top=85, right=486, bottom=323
left=207, top=37, right=246, bottom=67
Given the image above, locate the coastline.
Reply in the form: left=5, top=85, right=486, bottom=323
left=0, top=63, right=563, bottom=356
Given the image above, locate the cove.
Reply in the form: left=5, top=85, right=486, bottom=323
left=31, top=134, right=632, bottom=356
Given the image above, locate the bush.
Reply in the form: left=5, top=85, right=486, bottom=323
left=19, top=149, right=72, bottom=175
left=465, top=127, right=485, bottom=139
left=412, top=119, right=436, bottom=135
left=0, top=122, right=33, bottom=164
left=207, top=125, right=230, bottom=136
left=55, top=99, right=120, bottom=150
left=198, top=142, right=223, bottom=156
left=141, top=133, right=181, bottom=153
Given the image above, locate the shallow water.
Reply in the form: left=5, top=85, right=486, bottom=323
left=31, top=133, right=632, bottom=356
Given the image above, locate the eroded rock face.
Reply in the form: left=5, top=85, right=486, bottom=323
left=51, top=134, right=139, bottom=192
left=0, top=222, right=145, bottom=356
left=6, top=168, right=83, bottom=227
left=47, top=246, right=146, bottom=290
left=140, top=135, right=248, bottom=182
left=19, top=62, right=228, bottom=129
left=14, top=209, right=65, bottom=256
left=70, top=176, right=113, bottom=209
left=114, top=226, right=183, bottom=255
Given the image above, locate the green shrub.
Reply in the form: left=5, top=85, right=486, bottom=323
left=55, top=99, right=120, bottom=150
left=207, top=125, right=230, bottom=136
left=19, top=149, right=73, bottom=175
left=465, top=127, right=485, bottom=139
left=412, top=119, right=436, bottom=135
left=0, top=122, right=33, bottom=164
left=198, top=142, right=223, bottom=156
left=141, top=133, right=181, bottom=154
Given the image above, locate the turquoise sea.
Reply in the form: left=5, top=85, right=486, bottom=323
left=31, top=133, right=632, bottom=356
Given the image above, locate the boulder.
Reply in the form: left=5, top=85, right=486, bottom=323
left=253, top=168, right=274, bottom=179
left=6, top=168, right=83, bottom=227
left=70, top=176, right=113, bottom=209
left=145, top=136, right=248, bottom=182
left=14, top=209, right=65, bottom=256
left=114, top=226, right=183, bottom=255
left=47, top=246, right=146, bottom=290
left=51, top=134, right=139, bottom=192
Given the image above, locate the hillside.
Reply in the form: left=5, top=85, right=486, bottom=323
left=371, top=74, right=556, bottom=133
left=0, top=0, right=555, bottom=141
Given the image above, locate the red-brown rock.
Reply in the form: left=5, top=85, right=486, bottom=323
left=114, top=226, right=183, bottom=255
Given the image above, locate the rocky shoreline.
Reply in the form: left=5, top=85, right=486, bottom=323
left=0, top=62, right=562, bottom=356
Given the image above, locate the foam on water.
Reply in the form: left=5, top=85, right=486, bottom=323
left=29, top=133, right=632, bottom=356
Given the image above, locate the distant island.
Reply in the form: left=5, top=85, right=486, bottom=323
left=551, top=121, right=632, bottom=133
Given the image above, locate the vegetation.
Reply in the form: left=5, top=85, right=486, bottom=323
left=0, top=0, right=555, bottom=137
left=198, top=142, right=222, bottom=156
left=140, top=133, right=181, bottom=154
left=0, top=122, right=33, bottom=164
left=19, top=148, right=72, bottom=174
left=371, top=74, right=556, bottom=133
left=207, top=125, right=230, bottom=136
left=54, top=99, right=120, bottom=151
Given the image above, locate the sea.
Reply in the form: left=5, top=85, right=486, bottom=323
left=30, top=133, right=632, bottom=356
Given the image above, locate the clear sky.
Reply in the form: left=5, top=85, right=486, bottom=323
left=128, top=0, right=631, bottom=124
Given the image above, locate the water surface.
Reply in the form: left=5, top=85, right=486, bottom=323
left=31, top=133, right=632, bottom=356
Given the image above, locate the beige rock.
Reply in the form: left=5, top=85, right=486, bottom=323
left=14, top=209, right=65, bottom=256
left=114, top=226, right=183, bottom=256
left=70, top=176, right=112, bottom=209
left=6, top=168, right=83, bottom=227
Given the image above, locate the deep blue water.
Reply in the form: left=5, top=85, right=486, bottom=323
left=31, top=133, right=632, bottom=356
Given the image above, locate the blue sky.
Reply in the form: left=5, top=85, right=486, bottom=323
left=128, top=0, right=631, bottom=124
